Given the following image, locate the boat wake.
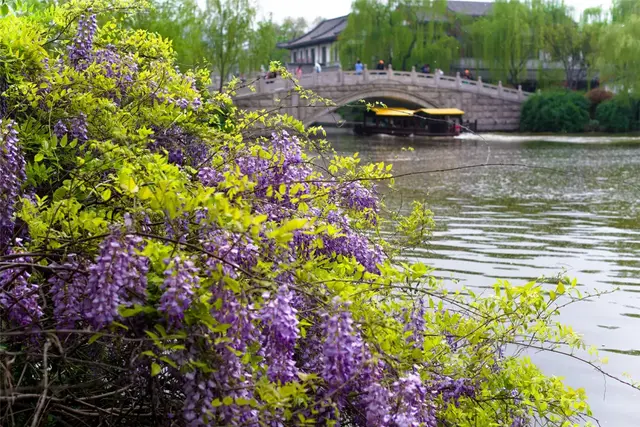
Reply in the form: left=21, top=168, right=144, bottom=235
left=456, top=133, right=640, bottom=144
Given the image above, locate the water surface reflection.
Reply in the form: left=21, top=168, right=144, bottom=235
left=327, top=130, right=640, bottom=426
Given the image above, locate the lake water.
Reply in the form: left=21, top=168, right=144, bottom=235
left=327, top=129, right=640, bottom=426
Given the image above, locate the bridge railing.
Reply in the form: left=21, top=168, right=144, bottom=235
left=235, top=65, right=531, bottom=102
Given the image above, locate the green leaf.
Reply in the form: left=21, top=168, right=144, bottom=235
left=34, top=152, right=44, bottom=162
left=101, top=188, right=112, bottom=201
left=151, top=362, right=161, bottom=377
left=87, top=333, right=103, bottom=344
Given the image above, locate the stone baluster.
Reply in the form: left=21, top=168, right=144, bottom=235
left=388, top=64, right=393, bottom=80
left=257, top=76, right=265, bottom=93
left=411, top=66, right=417, bottom=84
left=498, top=81, right=504, bottom=98
left=477, top=76, right=482, bottom=94
left=363, top=63, right=369, bottom=82
left=313, top=71, right=319, bottom=87
left=338, top=65, right=344, bottom=85
left=518, top=85, right=523, bottom=100
left=455, top=72, right=462, bottom=89
left=434, top=71, right=440, bottom=88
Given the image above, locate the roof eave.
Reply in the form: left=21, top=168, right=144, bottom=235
left=280, top=36, right=340, bottom=50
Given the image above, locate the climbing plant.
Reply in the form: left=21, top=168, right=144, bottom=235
left=0, top=1, right=632, bottom=426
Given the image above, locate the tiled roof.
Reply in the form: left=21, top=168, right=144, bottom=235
left=446, top=1, right=493, bottom=16
left=279, top=16, right=348, bottom=49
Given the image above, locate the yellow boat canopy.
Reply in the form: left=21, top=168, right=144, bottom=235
left=371, top=107, right=415, bottom=117
left=415, top=108, right=465, bottom=116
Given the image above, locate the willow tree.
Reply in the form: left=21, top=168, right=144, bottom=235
left=471, top=0, right=545, bottom=86
left=611, top=0, right=640, bottom=22
left=240, top=19, right=279, bottom=74
left=580, top=7, right=608, bottom=88
left=202, top=0, right=255, bottom=90
left=597, top=12, right=640, bottom=94
left=130, top=0, right=207, bottom=69
left=541, top=1, right=585, bottom=89
left=339, top=0, right=458, bottom=72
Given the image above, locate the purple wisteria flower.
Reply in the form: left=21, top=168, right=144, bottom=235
left=159, top=256, right=199, bottom=327
left=260, top=283, right=299, bottom=383
left=148, top=125, right=209, bottom=167
left=207, top=287, right=259, bottom=425
left=68, top=13, right=98, bottom=70
left=49, top=260, right=88, bottom=328
left=322, top=230, right=384, bottom=273
left=84, top=232, right=149, bottom=328
left=362, top=381, right=391, bottom=425
left=0, top=119, right=26, bottom=252
left=201, top=229, right=258, bottom=278
left=197, top=167, right=224, bottom=187
left=53, top=113, right=89, bottom=142
left=390, top=374, right=437, bottom=427
left=404, top=301, right=426, bottom=349
left=431, top=375, right=476, bottom=405
left=337, top=181, right=379, bottom=215
left=0, top=252, right=42, bottom=328
left=94, top=45, right=138, bottom=100
left=322, top=298, right=365, bottom=396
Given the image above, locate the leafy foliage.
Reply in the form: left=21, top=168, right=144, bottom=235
left=595, top=98, right=636, bottom=133
left=471, top=0, right=545, bottom=86
left=339, top=0, right=459, bottom=72
left=520, top=91, right=590, bottom=133
left=597, top=12, right=640, bottom=94
left=585, top=88, right=614, bottom=116
left=0, top=2, right=631, bottom=427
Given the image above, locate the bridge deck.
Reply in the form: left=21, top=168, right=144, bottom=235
left=236, top=68, right=530, bottom=103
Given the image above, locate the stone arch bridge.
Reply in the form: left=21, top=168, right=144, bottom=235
left=233, top=67, right=531, bottom=131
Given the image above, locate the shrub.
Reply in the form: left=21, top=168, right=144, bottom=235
left=0, top=1, right=626, bottom=426
left=596, top=98, right=634, bottom=133
left=585, top=88, right=614, bottom=117
left=520, top=91, right=590, bottom=133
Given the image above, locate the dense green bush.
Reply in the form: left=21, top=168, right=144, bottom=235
left=520, top=91, right=590, bottom=133
left=595, top=98, right=636, bottom=133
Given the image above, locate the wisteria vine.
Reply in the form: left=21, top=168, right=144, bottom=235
left=0, top=4, right=613, bottom=427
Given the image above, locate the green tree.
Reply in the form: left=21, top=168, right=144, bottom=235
left=541, top=1, right=585, bottom=89
left=243, top=16, right=309, bottom=73
left=597, top=12, right=640, bottom=94
left=279, top=16, right=308, bottom=41
left=202, top=0, right=255, bottom=90
left=579, top=7, right=607, bottom=88
left=471, top=0, right=545, bottom=86
left=339, top=0, right=457, bottom=72
left=130, top=0, right=206, bottom=68
left=611, top=0, right=640, bottom=22
left=241, top=18, right=278, bottom=74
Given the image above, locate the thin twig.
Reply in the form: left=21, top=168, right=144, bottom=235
left=30, top=339, right=51, bottom=427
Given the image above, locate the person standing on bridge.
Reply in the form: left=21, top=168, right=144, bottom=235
left=355, top=59, right=364, bottom=75
left=376, top=60, right=385, bottom=70
left=296, top=65, right=303, bottom=80
left=315, top=61, right=322, bottom=73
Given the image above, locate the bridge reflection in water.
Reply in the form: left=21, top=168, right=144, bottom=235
left=234, top=65, right=531, bottom=131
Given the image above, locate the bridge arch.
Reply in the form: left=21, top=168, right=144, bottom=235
left=303, top=87, right=440, bottom=126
